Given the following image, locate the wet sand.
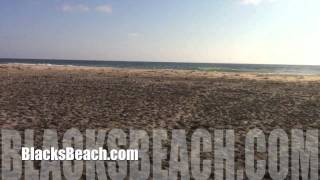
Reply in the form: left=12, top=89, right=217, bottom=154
left=0, top=64, right=320, bottom=176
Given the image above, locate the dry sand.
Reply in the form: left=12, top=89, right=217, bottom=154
left=0, top=64, right=320, bottom=177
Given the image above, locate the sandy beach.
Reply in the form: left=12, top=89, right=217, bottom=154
left=1, top=64, right=320, bottom=176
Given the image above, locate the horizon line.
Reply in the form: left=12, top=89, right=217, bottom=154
left=0, top=57, right=319, bottom=66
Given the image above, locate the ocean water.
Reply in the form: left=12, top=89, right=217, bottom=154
left=1, top=59, right=320, bottom=75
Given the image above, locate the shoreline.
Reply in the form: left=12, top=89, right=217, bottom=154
left=1, top=63, right=320, bottom=82
left=1, top=62, right=320, bottom=172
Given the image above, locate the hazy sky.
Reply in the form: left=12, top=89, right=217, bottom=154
left=1, top=0, right=319, bottom=65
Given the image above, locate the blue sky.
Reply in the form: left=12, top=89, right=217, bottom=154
left=0, top=0, right=319, bottom=65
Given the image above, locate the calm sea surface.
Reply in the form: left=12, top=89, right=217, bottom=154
left=1, top=59, right=320, bottom=75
